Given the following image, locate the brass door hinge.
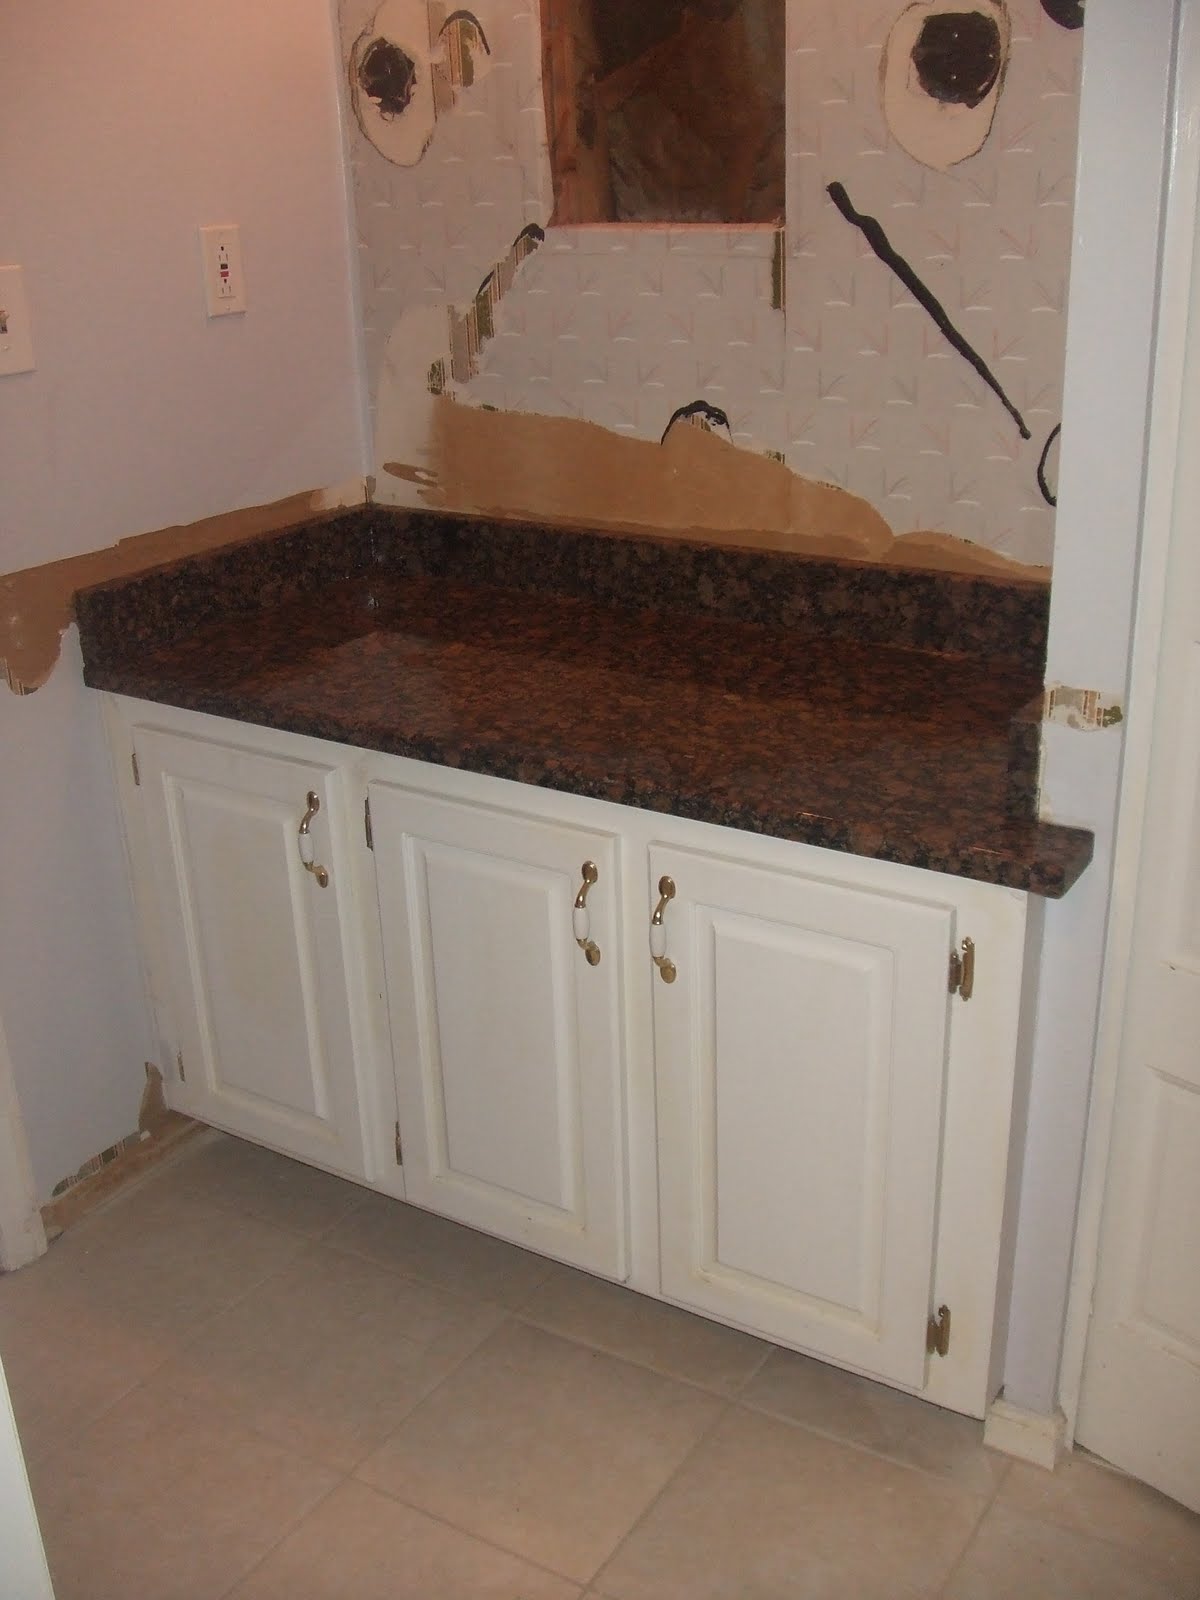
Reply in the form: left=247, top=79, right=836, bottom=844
left=131, top=751, right=141, bottom=787
left=926, top=1304, right=951, bottom=1358
left=365, top=796, right=374, bottom=851
left=949, top=936, right=975, bottom=1001
left=394, top=1121, right=403, bottom=1165
left=176, top=1050, right=186, bottom=1084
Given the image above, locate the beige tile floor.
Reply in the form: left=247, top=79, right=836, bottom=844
left=2, top=1131, right=1198, bottom=1600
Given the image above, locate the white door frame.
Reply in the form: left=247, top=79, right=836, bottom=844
left=0, top=1001, right=45, bottom=1273
left=1058, top=1, right=1200, bottom=1439
left=0, top=1351, right=54, bottom=1599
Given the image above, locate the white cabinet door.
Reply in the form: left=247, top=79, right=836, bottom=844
left=370, top=781, right=626, bottom=1278
left=651, top=843, right=954, bottom=1388
left=133, top=724, right=370, bottom=1178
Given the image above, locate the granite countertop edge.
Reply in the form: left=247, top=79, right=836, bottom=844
left=75, top=507, right=1093, bottom=899
left=80, top=666, right=1095, bottom=899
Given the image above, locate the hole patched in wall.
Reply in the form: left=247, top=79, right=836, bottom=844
left=881, top=0, right=1011, bottom=172
left=542, top=0, right=784, bottom=225
left=912, top=12, right=1002, bottom=108
left=358, top=36, right=419, bottom=117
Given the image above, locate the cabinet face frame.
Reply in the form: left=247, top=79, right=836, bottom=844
left=103, top=697, right=1030, bottom=1420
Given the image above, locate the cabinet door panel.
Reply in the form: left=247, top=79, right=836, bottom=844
left=422, top=847, right=578, bottom=1211
left=371, top=783, right=626, bottom=1278
left=712, top=913, right=893, bottom=1316
left=652, top=844, right=953, bottom=1388
left=135, top=727, right=368, bottom=1178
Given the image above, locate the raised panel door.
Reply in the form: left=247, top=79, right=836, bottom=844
left=651, top=843, right=954, bottom=1388
left=370, top=782, right=626, bottom=1278
left=133, top=725, right=369, bottom=1178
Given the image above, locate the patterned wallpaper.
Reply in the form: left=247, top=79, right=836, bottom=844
left=340, top=0, right=1083, bottom=569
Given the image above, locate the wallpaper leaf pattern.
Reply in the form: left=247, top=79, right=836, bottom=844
left=342, top=0, right=1081, bottom=566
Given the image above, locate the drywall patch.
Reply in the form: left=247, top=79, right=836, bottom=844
left=383, top=395, right=1049, bottom=580
left=359, top=35, right=420, bottom=116
left=881, top=0, right=1011, bottom=170
left=0, top=482, right=364, bottom=694
left=350, top=0, right=492, bottom=165
left=912, top=12, right=1003, bottom=106
left=1043, top=684, right=1124, bottom=730
left=350, top=0, right=436, bottom=163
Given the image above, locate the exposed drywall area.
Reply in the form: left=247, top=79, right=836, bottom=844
left=0, top=485, right=363, bottom=695
left=392, top=393, right=1049, bottom=577
left=0, top=0, right=366, bottom=1200
left=343, top=0, right=1082, bottom=570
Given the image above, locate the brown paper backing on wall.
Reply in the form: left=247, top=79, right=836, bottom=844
left=0, top=486, right=364, bottom=694
left=396, top=397, right=1050, bottom=581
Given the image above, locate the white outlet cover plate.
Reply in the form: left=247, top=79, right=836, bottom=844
left=0, top=266, right=35, bottom=376
left=198, top=224, right=247, bottom=317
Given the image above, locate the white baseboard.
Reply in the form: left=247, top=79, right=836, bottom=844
left=984, top=1396, right=1068, bottom=1470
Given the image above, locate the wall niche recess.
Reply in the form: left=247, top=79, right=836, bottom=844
left=541, top=0, right=785, bottom=225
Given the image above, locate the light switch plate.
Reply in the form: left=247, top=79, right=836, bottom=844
left=0, top=266, right=35, bottom=375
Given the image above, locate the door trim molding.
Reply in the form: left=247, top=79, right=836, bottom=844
left=0, top=1002, right=46, bottom=1273
left=1059, top=2, right=1200, bottom=1442
left=985, top=1397, right=1067, bottom=1472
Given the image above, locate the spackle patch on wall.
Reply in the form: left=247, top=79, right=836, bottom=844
left=383, top=394, right=1051, bottom=579
left=349, top=0, right=492, bottom=164
left=0, top=485, right=363, bottom=694
left=881, top=2, right=1012, bottom=171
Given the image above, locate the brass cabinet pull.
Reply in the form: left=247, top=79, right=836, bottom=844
left=573, top=861, right=601, bottom=966
left=297, top=791, right=330, bottom=888
left=650, top=875, right=677, bottom=983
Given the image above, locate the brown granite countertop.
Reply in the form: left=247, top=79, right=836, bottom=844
left=75, top=509, right=1093, bottom=897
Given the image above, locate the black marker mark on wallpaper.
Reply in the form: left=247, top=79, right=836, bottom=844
left=826, top=181, right=1031, bottom=441
left=439, top=10, right=492, bottom=53
left=1037, top=423, right=1062, bottom=507
left=1040, top=0, right=1084, bottom=28
left=661, top=401, right=733, bottom=445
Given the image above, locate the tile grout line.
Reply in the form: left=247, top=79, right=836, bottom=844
left=583, top=1393, right=740, bottom=1596
left=208, top=1470, right=353, bottom=1600
left=734, top=1391, right=1009, bottom=1498
left=931, top=1490, right=998, bottom=1600
left=342, top=1468, right=605, bottom=1591
left=350, top=1383, right=743, bottom=1595
left=507, top=1304, right=774, bottom=1405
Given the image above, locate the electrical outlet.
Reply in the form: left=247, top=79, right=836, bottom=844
left=198, top=224, right=246, bottom=317
left=0, top=266, right=35, bottom=375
